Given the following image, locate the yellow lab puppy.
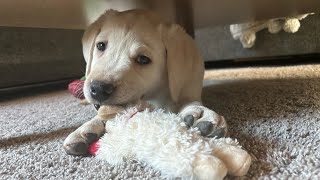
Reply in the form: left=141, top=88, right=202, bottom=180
left=64, top=9, right=227, bottom=155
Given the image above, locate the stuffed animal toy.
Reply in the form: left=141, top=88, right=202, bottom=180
left=68, top=75, right=86, bottom=100
left=230, top=13, right=314, bottom=48
left=89, top=104, right=252, bottom=180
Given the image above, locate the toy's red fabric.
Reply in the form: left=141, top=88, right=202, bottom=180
left=89, top=140, right=100, bottom=156
left=68, top=80, right=85, bottom=99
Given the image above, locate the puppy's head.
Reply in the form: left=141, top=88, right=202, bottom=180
left=82, top=10, right=203, bottom=107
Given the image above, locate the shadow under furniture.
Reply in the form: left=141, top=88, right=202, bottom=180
left=0, top=0, right=319, bottom=91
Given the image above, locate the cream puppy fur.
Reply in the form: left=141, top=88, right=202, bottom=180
left=64, top=9, right=227, bottom=155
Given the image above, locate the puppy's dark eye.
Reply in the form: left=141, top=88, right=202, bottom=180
left=136, top=55, right=151, bottom=65
left=96, top=42, right=106, bottom=51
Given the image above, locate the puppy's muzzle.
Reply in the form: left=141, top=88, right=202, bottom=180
left=89, top=80, right=115, bottom=103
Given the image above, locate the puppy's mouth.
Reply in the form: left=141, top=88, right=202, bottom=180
left=93, top=95, right=145, bottom=111
left=94, top=104, right=101, bottom=110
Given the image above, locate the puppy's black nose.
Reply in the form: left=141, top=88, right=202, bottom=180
left=89, top=81, right=115, bottom=102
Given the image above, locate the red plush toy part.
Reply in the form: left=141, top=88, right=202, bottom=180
left=89, top=140, right=100, bottom=156
left=68, top=80, right=85, bottom=99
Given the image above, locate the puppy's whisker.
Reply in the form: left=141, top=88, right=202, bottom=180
left=118, top=80, right=126, bottom=87
left=123, top=81, right=128, bottom=88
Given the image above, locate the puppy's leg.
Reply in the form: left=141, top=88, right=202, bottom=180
left=179, top=102, right=228, bottom=138
left=64, top=105, right=123, bottom=156
left=63, top=115, right=106, bottom=156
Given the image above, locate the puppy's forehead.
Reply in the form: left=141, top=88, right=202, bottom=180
left=95, top=28, right=161, bottom=59
left=107, top=10, right=165, bottom=30
left=98, top=12, right=162, bottom=42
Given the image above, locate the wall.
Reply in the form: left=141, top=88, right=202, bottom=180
left=1, top=0, right=318, bottom=29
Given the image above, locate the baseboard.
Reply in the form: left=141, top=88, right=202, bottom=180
left=205, top=53, right=320, bottom=69
left=0, top=78, right=75, bottom=101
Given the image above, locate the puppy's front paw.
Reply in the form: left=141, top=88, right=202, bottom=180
left=63, top=132, right=98, bottom=156
left=179, top=105, right=228, bottom=138
left=63, top=118, right=105, bottom=156
left=63, top=131, right=91, bottom=156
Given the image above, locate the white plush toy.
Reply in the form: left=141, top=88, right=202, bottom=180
left=89, top=104, right=252, bottom=180
left=230, top=13, right=314, bottom=48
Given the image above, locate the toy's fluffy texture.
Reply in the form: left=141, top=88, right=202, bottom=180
left=230, top=13, right=314, bottom=48
left=94, top=106, right=252, bottom=180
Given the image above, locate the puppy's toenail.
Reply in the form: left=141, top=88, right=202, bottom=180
left=85, top=133, right=97, bottom=143
left=209, top=129, right=225, bottom=138
left=196, top=121, right=213, bottom=136
left=184, top=115, right=194, bottom=127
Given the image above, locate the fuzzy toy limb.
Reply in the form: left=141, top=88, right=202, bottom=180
left=97, top=105, right=125, bottom=120
left=97, top=101, right=152, bottom=120
left=230, top=13, right=314, bottom=48
left=210, top=138, right=252, bottom=176
left=193, top=154, right=227, bottom=180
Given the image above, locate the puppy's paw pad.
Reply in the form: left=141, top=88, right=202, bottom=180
left=196, top=121, right=213, bottom=136
left=183, top=114, right=195, bottom=128
left=179, top=104, right=228, bottom=138
left=196, top=116, right=228, bottom=138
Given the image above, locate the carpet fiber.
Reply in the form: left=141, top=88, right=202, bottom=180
left=1, top=64, right=320, bottom=179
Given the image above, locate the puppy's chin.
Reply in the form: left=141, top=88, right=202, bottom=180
left=90, top=98, right=141, bottom=111
left=101, top=97, right=141, bottom=106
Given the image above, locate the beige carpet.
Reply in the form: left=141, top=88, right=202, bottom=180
left=1, top=64, right=320, bottom=179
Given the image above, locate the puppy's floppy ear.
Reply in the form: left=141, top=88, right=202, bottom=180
left=82, top=10, right=117, bottom=76
left=160, top=24, right=204, bottom=104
